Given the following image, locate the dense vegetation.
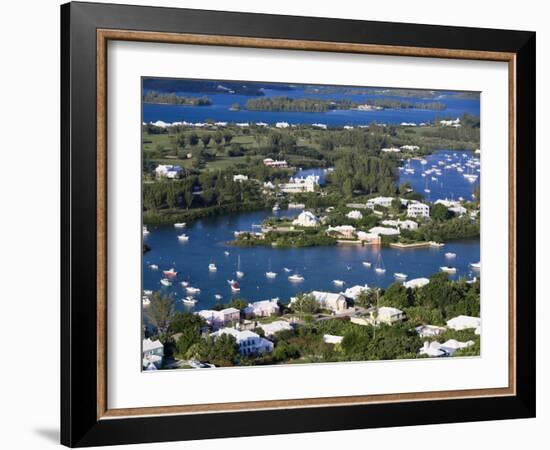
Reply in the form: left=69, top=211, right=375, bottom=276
left=143, top=91, right=212, bottom=106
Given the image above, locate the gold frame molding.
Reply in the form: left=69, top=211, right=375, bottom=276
left=96, top=29, right=516, bottom=420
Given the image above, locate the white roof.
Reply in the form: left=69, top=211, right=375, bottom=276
left=446, top=315, right=481, bottom=330
left=323, top=334, right=344, bottom=344
left=378, top=306, right=403, bottom=317
left=220, top=307, right=240, bottom=314
left=143, top=338, right=163, bottom=352
left=211, top=327, right=259, bottom=343
left=260, top=320, right=293, bottom=335
left=404, top=277, right=430, bottom=289
left=442, top=339, right=475, bottom=350
left=368, top=226, right=400, bottom=236
left=311, top=291, right=345, bottom=303
left=342, top=285, right=369, bottom=299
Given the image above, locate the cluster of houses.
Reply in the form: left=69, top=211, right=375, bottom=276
left=155, top=164, right=184, bottom=179
left=279, top=175, right=320, bottom=193
left=380, top=144, right=421, bottom=153
left=142, top=286, right=481, bottom=368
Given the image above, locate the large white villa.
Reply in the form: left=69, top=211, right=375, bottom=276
left=244, top=299, right=280, bottom=317
left=407, top=202, right=430, bottom=218
left=142, top=338, right=164, bottom=370
left=292, top=211, right=320, bottom=227
left=210, top=328, right=274, bottom=356
left=197, top=308, right=241, bottom=328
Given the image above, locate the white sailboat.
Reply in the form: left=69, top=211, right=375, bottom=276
left=440, top=266, right=457, bottom=273
left=375, top=254, right=386, bottom=274
left=362, top=261, right=372, bottom=268
left=394, top=272, right=407, bottom=280
left=445, top=252, right=457, bottom=258
left=288, top=274, right=304, bottom=282
left=182, top=297, right=197, bottom=305
left=333, top=279, right=345, bottom=286
left=208, top=263, right=217, bottom=272
left=265, top=259, right=277, bottom=279
left=174, top=222, right=186, bottom=228
left=177, top=233, right=189, bottom=241
left=236, top=255, right=244, bottom=278
left=470, top=261, right=481, bottom=270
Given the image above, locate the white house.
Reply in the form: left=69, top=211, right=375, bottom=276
left=368, top=226, right=400, bottom=236
left=210, top=328, right=274, bottom=356
left=380, top=147, right=401, bottom=153
left=327, top=225, right=356, bottom=239
left=155, top=164, right=183, bottom=179
left=419, top=341, right=447, bottom=357
left=259, top=320, right=293, bottom=338
left=197, top=307, right=241, bottom=328
left=233, top=174, right=248, bottom=183
left=275, top=121, right=290, bottom=128
left=346, top=210, right=363, bottom=220
left=310, top=291, right=348, bottom=312
left=376, top=306, right=406, bottom=324
left=356, top=231, right=381, bottom=244
left=323, top=334, right=344, bottom=345
left=244, top=299, right=280, bottom=317
left=449, top=205, right=468, bottom=216
left=400, top=145, right=420, bottom=151
left=435, top=198, right=467, bottom=216
left=404, top=277, right=430, bottom=289
left=342, top=284, right=369, bottom=300
left=381, top=219, right=418, bottom=230
left=407, top=202, right=430, bottom=218
left=292, top=211, right=320, bottom=227
left=416, top=324, right=446, bottom=338
left=142, top=338, right=164, bottom=369
left=366, top=196, right=395, bottom=209
left=280, top=175, right=319, bottom=193
left=440, top=117, right=461, bottom=127
left=446, top=315, right=481, bottom=331
left=263, top=158, right=288, bottom=168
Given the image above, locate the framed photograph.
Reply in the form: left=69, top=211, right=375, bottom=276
left=61, top=2, right=536, bottom=447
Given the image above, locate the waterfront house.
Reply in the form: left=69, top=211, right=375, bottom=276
left=381, top=147, right=401, bottom=153
left=376, top=306, right=405, bottom=324
left=416, top=324, right=446, bottom=338
left=280, top=175, right=319, bottom=193
left=342, top=284, right=369, bottom=300
left=292, top=210, right=320, bottom=227
left=381, top=219, right=418, bottom=230
left=154, top=164, right=183, bottom=179
left=407, top=202, right=430, bottom=218
left=419, top=341, right=447, bottom=357
left=259, top=320, right=293, bottom=338
left=233, top=174, right=249, bottom=183
left=211, top=328, right=274, bottom=356
left=400, top=145, right=420, bottom=151
left=435, top=198, right=467, bottom=216
left=142, top=338, right=164, bottom=369
left=275, top=122, right=290, bottom=128
left=356, top=231, right=381, bottom=244
left=446, top=315, right=481, bottom=331
left=368, top=226, right=400, bottom=236
left=197, top=307, right=240, bottom=328
left=440, top=117, right=461, bottom=127
left=323, top=334, right=344, bottom=345
left=310, top=291, right=348, bottom=312
left=244, top=299, right=280, bottom=318
left=326, top=225, right=356, bottom=239
left=404, top=277, right=430, bottom=289
left=346, top=210, right=363, bottom=220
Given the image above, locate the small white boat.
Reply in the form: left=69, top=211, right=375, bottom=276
left=163, top=268, right=177, bottom=278
left=272, top=204, right=280, bottom=212
left=333, top=279, right=345, bottom=286
left=440, top=266, right=457, bottom=273
left=181, top=281, right=189, bottom=287
left=214, top=294, right=223, bottom=300
left=470, top=262, right=481, bottom=270
left=142, top=226, right=150, bottom=236
left=177, top=234, right=190, bottom=241
left=182, top=297, right=197, bottom=305
left=288, top=274, right=304, bottom=282
left=266, top=271, right=277, bottom=279
left=142, top=297, right=151, bottom=307
left=224, top=251, right=230, bottom=256
left=445, top=252, right=457, bottom=258
left=283, top=267, right=292, bottom=272
left=362, top=261, right=372, bottom=268
left=394, top=272, right=408, bottom=279
left=208, top=263, right=217, bottom=272
left=143, top=290, right=153, bottom=296
left=186, top=286, right=201, bottom=294
left=429, top=241, right=445, bottom=247
left=174, top=222, right=186, bottom=228
left=375, top=267, right=386, bottom=274
left=160, top=278, right=172, bottom=287
left=149, top=264, right=159, bottom=270
left=424, top=188, right=431, bottom=193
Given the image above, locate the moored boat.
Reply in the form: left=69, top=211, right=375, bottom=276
left=440, top=266, right=457, bottom=273
left=288, top=274, right=304, bottom=282
left=163, top=268, right=177, bottom=277
left=333, top=279, right=345, bottom=286
left=445, top=252, right=457, bottom=258
left=177, top=233, right=190, bottom=241
left=470, top=261, right=481, bottom=270
left=182, top=297, right=198, bottom=305
left=208, top=263, right=217, bottom=272
left=174, top=222, right=186, bottom=228
left=394, top=272, right=408, bottom=279
left=186, top=286, right=201, bottom=294
left=160, top=278, right=172, bottom=287
left=228, top=279, right=241, bottom=292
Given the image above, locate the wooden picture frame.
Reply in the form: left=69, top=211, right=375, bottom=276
left=61, top=1, right=536, bottom=447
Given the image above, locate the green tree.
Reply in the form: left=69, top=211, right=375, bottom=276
left=431, top=203, right=451, bottom=221
left=291, top=293, right=318, bottom=314
left=146, top=292, right=174, bottom=335
left=200, top=134, right=211, bottom=149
